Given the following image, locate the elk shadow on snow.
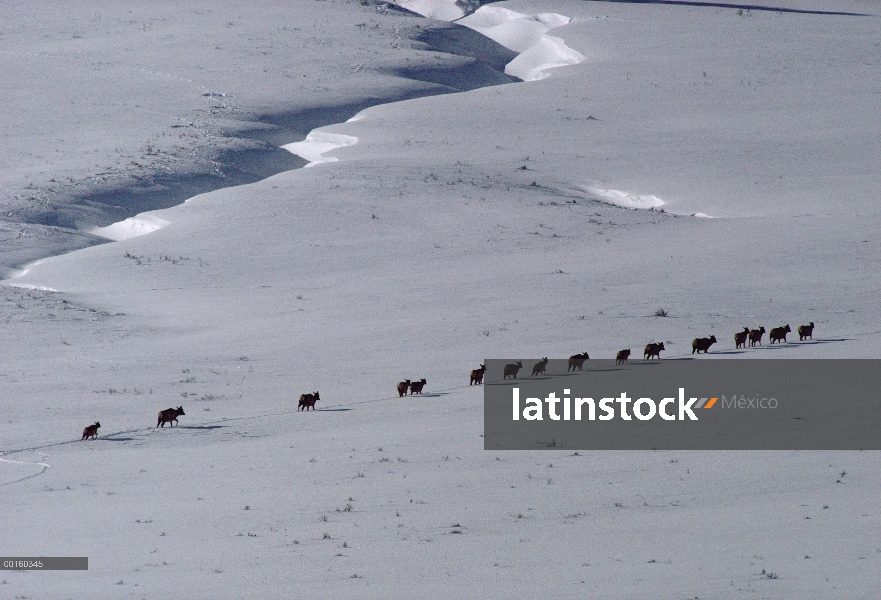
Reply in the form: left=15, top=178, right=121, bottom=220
left=412, top=392, right=449, bottom=398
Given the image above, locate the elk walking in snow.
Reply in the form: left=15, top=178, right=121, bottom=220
left=644, top=342, right=665, bottom=360
left=770, top=325, right=791, bottom=344
left=470, top=364, right=486, bottom=385
left=503, top=361, right=523, bottom=380
left=798, top=322, right=814, bottom=340
left=298, top=392, right=320, bottom=411
left=157, top=406, right=185, bottom=428
left=82, top=421, right=101, bottom=440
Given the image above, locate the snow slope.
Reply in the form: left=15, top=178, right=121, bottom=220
left=2, top=0, right=881, bottom=597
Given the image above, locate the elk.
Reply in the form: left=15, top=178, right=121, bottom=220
left=644, top=342, right=665, bottom=360
left=692, top=335, right=717, bottom=354
left=749, top=326, right=766, bottom=347
left=770, top=324, right=791, bottom=344
left=734, top=327, right=750, bottom=349
left=409, top=379, right=427, bottom=394
left=469, top=364, right=486, bottom=385
left=616, top=349, right=630, bottom=365
left=298, top=391, right=320, bottom=411
left=567, top=353, right=589, bottom=371
left=531, top=357, right=549, bottom=376
left=397, top=380, right=411, bottom=397
left=157, top=406, right=185, bottom=428
left=503, top=361, right=523, bottom=380
left=81, top=421, right=100, bottom=440
left=798, top=322, right=815, bottom=340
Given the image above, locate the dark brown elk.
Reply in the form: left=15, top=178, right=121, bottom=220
left=157, top=406, right=185, bottom=428
left=644, top=342, right=665, bottom=360
left=798, top=322, right=814, bottom=340
left=81, top=421, right=100, bottom=440
left=748, top=327, right=766, bottom=347
left=470, top=364, right=486, bottom=385
left=503, top=361, right=523, bottom=380
left=734, top=327, right=750, bottom=349
left=531, top=358, right=549, bottom=376
left=298, top=391, right=320, bottom=411
left=568, top=353, right=589, bottom=371
left=770, top=324, right=791, bottom=344
left=409, top=379, right=427, bottom=394
left=692, top=335, right=717, bottom=354
left=397, top=380, right=411, bottom=397
left=616, top=349, right=630, bottom=365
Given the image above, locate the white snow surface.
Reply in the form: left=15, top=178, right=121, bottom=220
left=458, top=6, right=585, bottom=80
left=89, top=214, right=171, bottom=241
left=283, top=132, right=360, bottom=167
left=2, top=0, right=881, bottom=597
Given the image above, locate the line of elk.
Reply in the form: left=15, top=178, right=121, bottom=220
left=80, top=406, right=186, bottom=441
left=477, top=322, right=815, bottom=382
left=396, top=378, right=428, bottom=397
left=80, top=323, right=817, bottom=437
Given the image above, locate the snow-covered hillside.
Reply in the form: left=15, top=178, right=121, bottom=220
left=2, top=0, right=880, bottom=597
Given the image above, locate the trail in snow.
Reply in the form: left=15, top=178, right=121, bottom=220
left=0, top=453, right=50, bottom=486
left=0, top=382, right=480, bottom=474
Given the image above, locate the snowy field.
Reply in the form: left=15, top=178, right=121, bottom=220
left=2, top=0, right=880, bottom=597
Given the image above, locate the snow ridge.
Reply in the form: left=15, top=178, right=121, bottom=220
left=282, top=132, right=360, bottom=168
left=458, top=6, right=585, bottom=81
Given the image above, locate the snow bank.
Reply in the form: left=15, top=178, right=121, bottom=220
left=396, top=0, right=465, bottom=21
left=282, top=132, right=359, bottom=167
left=458, top=6, right=585, bottom=80
left=582, top=185, right=666, bottom=210
left=89, top=214, right=170, bottom=241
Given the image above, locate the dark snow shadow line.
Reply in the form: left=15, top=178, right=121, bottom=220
left=0, top=423, right=228, bottom=458
left=585, top=0, right=872, bottom=17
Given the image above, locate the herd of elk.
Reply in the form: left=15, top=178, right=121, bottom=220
left=470, top=321, right=816, bottom=382
left=77, top=319, right=821, bottom=440
left=396, top=379, right=427, bottom=396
